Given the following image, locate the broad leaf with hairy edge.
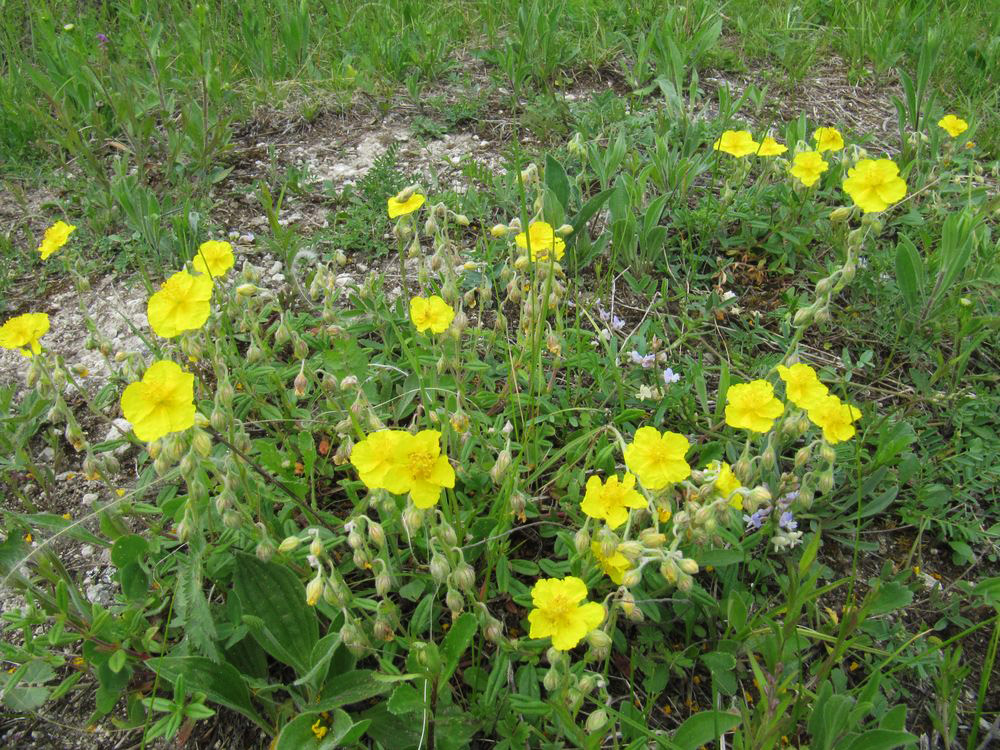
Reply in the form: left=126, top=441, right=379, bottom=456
left=233, top=553, right=318, bottom=676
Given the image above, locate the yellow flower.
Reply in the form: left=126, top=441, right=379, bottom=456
left=0, top=313, right=50, bottom=357
left=813, top=127, right=844, bottom=152
left=146, top=270, right=213, bottom=338
left=623, top=426, right=691, bottom=490
left=527, top=576, right=605, bottom=651
left=757, top=137, right=788, bottom=156
left=120, top=360, right=196, bottom=442
left=192, top=240, right=235, bottom=278
left=310, top=718, right=328, bottom=740
left=350, top=430, right=410, bottom=489
left=788, top=151, right=829, bottom=187
left=776, top=363, right=829, bottom=410
left=37, top=220, right=76, bottom=260
left=937, top=114, right=968, bottom=138
left=724, top=380, right=784, bottom=433
left=409, top=295, right=455, bottom=334
left=380, top=429, right=455, bottom=508
left=591, top=542, right=631, bottom=585
left=706, top=460, right=742, bottom=508
left=387, top=193, right=425, bottom=218
left=580, top=473, right=646, bottom=529
left=807, top=394, right=861, bottom=444
left=841, top=158, right=907, bottom=214
left=515, top=221, right=566, bottom=262
left=713, top=130, right=760, bottom=157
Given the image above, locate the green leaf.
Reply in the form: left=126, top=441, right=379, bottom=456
left=798, top=531, right=822, bottom=579
left=441, top=612, right=479, bottom=683
left=894, top=236, right=923, bottom=311
left=108, top=648, right=126, bottom=674
left=698, top=548, right=744, bottom=567
left=545, top=154, right=571, bottom=211
left=843, top=729, right=919, bottom=750
left=570, top=189, right=616, bottom=242
left=233, top=553, right=318, bottom=675
left=313, top=670, right=394, bottom=710
left=671, top=710, right=741, bottom=750
left=111, top=534, right=148, bottom=568
left=275, top=708, right=356, bottom=750
left=387, top=682, right=425, bottom=715
left=868, top=581, right=914, bottom=615
left=146, top=656, right=267, bottom=730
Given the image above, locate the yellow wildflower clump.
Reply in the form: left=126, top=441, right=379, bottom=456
left=788, top=151, right=829, bottom=187
left=0, top=313, right=50, bottom=357
left=813, top=127, right=844, bottom=153
left=350, top=429, right=455, bottom=508
left=591, top=542, right=631, bottom=585
left=37, top=220, right=76, bottom=260
left=623, top=426, right=691, bottom=490
left=841, top=159, right=907, bottom=214
left=776, top=363, right=828, bottom=410
left=713, top=130, right=760, bottom=157
left=387, top=192, right=425, bottom=218
left=580, top=473, right=645, bottom=529
left=724, top=380, right=784, bottom=433
left=807, top=394, right=862, bottom=444
left=409, top=295, right=455, bottom=334
left=120, top=360, right=196, bottom=442
left=937, top=114, right=968, bottom=138
left=515, top=221, right=565, bottom=262
left=147, top=270, right=213, bottom=338
left=527, top=576, right=605, bottom=651
left=757, top=137, right=788, bottom=156
left=192, top=240, right=235, bottom=278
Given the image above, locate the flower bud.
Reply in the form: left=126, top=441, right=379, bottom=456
left=795, top=445, right=812, bottom=469
left=452, top=562, right=476, bottom=591
left=814, top=306, right=831, bottom=324
left=438, top=522, right=458, bottom=548
left=636, top=530, right=665, bottom=549
left=491, top=448, right=512, bottom=485
left=761, top=445, right=777, bottom=469
left=278, top=535, right=301, bottom=553
left=305, top=574, right=324, bottom=606
left=367, top=521, right=386, bottom=547
left=585, top=709, right=609, bottom=734
left=818, top=470, right=835, bottom=494
left=191, top=429, right=212, bottom=458
left=429, top=554, right=450, bottom=583
left=679, top=557, right=699, bottom=575
left=543, top=667, right=561, bottom=692
left=310, top=536, right=324, bottom=558
left=490, top=224, right=508, bottom=238
left=615, top=541, right=641, bottom=561
left=402, top=506, right=423, bottom=534
left=734, top=456, right=751, bottom=481
left=561, top=527, right=589, bottom=560
left=793, top=306, right=815, bottom=327
left=660, top=559, right=679, bottom=585
left=819, top=442, right=836, bottom=464
left=829, top=206, right=852, bottom=223
left=622, top=568, right=642, bottom=588
left=375, top=571, right=392, bottom=597
left=484, top=617, right=504, bottom=643
left=749, top=486, right=772, bottom=505
left=293, top=367, right=308, bottom=397
left=555, top=224, right=573, bottom=237
left=223, top=511, right=242, bottom=529
left=446, top=587, right=464, bottom=614
left=373, top=617, right=394, bottom=642
left=678, top=573, right=693, bottom=593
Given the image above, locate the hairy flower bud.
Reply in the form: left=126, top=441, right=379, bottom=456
left=543, top=667, right=560, bottom=692
left=621, top=568, right=642, bottom=588
left=819, top=442, right=837, bottom=464
left=278, top=535, right=301, bottom=553
left=446, top=587, right=464, bottom=614
left=491, top=448, right=512, bottom=485
left=429, top=554, right=450, bottom=583
left=573, top=528, right=591, bottom=556
left=585, top=709, right=609, bottom=733
left=402, top=506, right=423, bottom=534
left=679, top=557, right=699, bottom=575
left=792, top=306, right=815, bottom=328
left=367, top=521, right=386, bottom=548
left=438, top=522, right=458, bottom=548
left=452, top=562, right=476, bottom=591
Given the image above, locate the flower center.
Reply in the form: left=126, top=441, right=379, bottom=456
left=408, top=451, right=436, bottom=480
left=544, top=594, right=574, bottom=624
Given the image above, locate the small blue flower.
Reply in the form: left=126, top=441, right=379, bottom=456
left=663, top=368, right=680, bottom=385
left=779, top=511, right=798, bottom=531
